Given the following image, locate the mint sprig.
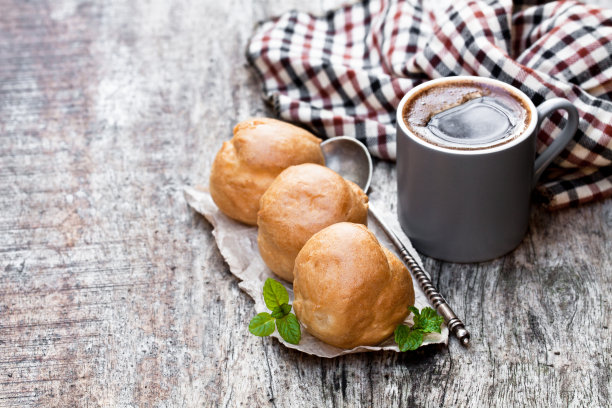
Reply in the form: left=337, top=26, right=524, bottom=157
left=271, top=303, right=292, bottom=319
left=262, top=278, right=289, bottom=310
left=249, top=278, right=301, bottom=345
left=249, top=313, right=275, bottom=337
left=276, top=313, right=301, bottom=344
left=394, top=306, right=444, bottom=351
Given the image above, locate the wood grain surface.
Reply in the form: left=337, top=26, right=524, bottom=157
left=0, top=0, right=610, bottom=407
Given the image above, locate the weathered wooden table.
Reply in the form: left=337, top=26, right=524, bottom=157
left=1, top=0, right=610, bottom=406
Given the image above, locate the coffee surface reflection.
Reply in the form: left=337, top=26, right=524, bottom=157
left=403, top=80, right=530, bottom=150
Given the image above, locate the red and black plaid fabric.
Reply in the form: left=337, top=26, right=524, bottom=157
left=246, top=0, right=612, bottom=209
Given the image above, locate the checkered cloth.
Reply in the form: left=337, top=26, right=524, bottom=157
left=246, top=0, right=612, bottom=209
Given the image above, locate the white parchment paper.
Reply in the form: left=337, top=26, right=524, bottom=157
left=184, top=186, right=448, bottom=358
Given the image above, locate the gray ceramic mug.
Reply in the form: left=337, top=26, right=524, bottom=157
left=396, top=76, right=579, bottom=262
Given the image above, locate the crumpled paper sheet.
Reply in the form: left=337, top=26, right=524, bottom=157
left=184, top=186, right=448, bottom=358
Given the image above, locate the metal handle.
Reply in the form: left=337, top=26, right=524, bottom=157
left=369, top=206, right=470, bottom=346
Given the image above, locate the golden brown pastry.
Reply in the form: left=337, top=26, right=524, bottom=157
left=209, top=118, right=325, bottom=225
left=293, top=222, right=415, bottom=349
left=257, top=163, right=368, bottom=282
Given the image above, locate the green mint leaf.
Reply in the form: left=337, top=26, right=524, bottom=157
left=408, top=305, right=421, bottom=330
left=395, top=325, right=424, bottom=351
left=276, top=313, right=301, bottom=345
left=419, top=307, right=438, bottom=320
left=417, top=307, right=444, bottom=334
left=263, top=278, right=289, bottom=311
left=395, top=307, right=444, bottom=351
left=401, top=329, right=424, bottom=351
left=394, top=325, right=411, bottom=350
left=271, top=303, right=292, bottom=319
left=249, top=313, right=276, bottom=337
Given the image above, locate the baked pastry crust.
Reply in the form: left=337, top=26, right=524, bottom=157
left=293, top=222, right=415, bottom=349
left=210, top=118, right=324, bottom=225
left=257, top=164, right=368, bottom=282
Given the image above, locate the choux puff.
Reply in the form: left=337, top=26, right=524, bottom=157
left=293, top=222, right=415, bottom=349
left=210, top=118, right=324, bottom=225
left=257, top=163, right=368, bottom=282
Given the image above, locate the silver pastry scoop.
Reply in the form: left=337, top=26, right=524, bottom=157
left=320, top=136, right=470, bottom=346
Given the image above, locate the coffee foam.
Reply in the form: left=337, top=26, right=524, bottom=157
left=402, top=80, right=531, bottom=151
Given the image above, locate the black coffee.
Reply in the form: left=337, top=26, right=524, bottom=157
left=403, top=80, right=530, bottom=150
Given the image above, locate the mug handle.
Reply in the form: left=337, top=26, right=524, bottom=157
left=532, top=98, right=579, bottom=186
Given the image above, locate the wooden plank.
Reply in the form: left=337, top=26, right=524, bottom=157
left=0, top=0, right=609, bottom=406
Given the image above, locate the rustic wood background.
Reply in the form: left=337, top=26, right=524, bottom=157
left=1, top=0, right=610, bottom=406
